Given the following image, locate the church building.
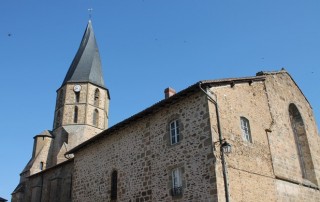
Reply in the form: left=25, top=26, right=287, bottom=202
left=12, top=21, right=320, bottom=202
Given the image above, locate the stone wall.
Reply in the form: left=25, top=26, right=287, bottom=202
left=30, top=133, right=53, bottom=174
left=50, top=82, right=109, bottom=167
left=13, top=70, right=320, bottom=202
left=86, top=83, right=109, bottom=130
left=72, top=92, right=217, bottom=201
left=208, top=80, right=276, bottom=201
left=275, top=180, right=320, bottom=201
left=13, top=160, right=73, bottom=202
left=207, top=71, right=320, bottom=202
left=263, top=71, right=320, bottom=200
left=54, top=83, right=109, bottom=130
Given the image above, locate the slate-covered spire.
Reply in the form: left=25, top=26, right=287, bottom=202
left=62, top=20, right=105, bottom=88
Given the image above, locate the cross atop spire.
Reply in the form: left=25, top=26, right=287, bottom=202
left=61, top=20, right=106, bottom=88
left=88, top=8, right=93, bottom=20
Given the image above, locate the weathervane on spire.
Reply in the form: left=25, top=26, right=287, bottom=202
left=88, top=8, right=93, bottom=20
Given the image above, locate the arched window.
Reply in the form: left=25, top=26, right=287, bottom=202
left=289, top=103, right=316, bottom=183
left=40, top=162, right=44, bottom=171
left=94, top=89, right=100, bottom=107
left=93, top=109, right=99, bottom=127
left=240, top=117, right=252, bottom=143
left=74, top=106, right=78, bottom=123
left=56, top=111, right=61, bottom=128
left=111, top=170, right=117, bottom=200
left=75, top=92, right=80, bottom=103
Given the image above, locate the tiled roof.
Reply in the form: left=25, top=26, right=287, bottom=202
left=66, top=75, right=265, bottom=155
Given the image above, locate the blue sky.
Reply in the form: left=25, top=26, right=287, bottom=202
left=1, top=0, right=319, bottom=200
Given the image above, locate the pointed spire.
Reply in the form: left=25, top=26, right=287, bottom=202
left=62, top=20, right=105, bottom=88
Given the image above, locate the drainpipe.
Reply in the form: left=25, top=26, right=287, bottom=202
left=199, top=82, right=230, bottom=202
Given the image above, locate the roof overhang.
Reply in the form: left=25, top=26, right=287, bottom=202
left=66, top=75, right=265, bottom=155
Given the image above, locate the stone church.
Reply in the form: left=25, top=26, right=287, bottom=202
left=12, top=21, right=320, bottom=201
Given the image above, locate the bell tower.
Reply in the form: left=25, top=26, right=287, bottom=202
left=12, top=21, right=111, bottom=201
left=51, top=20, right=110, bottom=165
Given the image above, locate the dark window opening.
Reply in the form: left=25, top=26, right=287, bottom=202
left=93, top=109, right=99, bottom=127
left=75, top=92, right=80, bottom=103
left=74, top=106, right=78, bottom=123
left=40, top=162, right=44, bottom=171
left=111, top=170, right=117, bottom=200
left=94, top=89, right=100, bottom=106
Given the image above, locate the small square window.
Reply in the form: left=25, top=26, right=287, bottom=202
left=170, top=120, right=180, bottom=144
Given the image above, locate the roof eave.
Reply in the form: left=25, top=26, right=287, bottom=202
left=66, top=75, right=265, bottom=155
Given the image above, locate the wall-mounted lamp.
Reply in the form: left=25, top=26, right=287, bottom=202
left=214, top=139, right=232, bottom=154
left=221, top=141, right=232, bottom=154
left=214, top=138, right=232, bottom=202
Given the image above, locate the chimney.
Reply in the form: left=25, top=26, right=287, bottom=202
left=164, top=87, right=176, bottom=99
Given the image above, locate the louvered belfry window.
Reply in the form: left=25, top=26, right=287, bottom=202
left=94, top=88, right=100, bottom=106
left=74, top=106, right=78, bottom=123
left=75, top=92, right=80, bottom=103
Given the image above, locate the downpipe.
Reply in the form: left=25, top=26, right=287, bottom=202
left=199, top=82, right=230, bottom=202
